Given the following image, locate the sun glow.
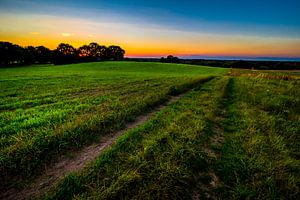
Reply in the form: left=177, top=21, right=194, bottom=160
left=0, top=10, right=299, bottom=58
left=61, top=33, right=74, bottom=37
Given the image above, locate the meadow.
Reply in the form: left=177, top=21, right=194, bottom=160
left=0, top=62, right=225, bottom=182
left=0, top=62, right=299, bottom=199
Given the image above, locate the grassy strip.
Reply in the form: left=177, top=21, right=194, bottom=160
left=216, top=76, right=300, bottom=199
left=0, top=77, right=213, bottom=185
left=41, top=77, right=230, bottom=200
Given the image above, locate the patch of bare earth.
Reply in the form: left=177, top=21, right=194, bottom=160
left=1, top=95, right=183, bottom=200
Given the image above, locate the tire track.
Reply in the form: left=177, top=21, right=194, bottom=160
left=1, top=79, right=211, bottom=200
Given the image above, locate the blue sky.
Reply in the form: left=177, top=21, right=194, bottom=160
left=1, top=0, right=300, bottom=34
left=0, top=0, right=300, bottom=57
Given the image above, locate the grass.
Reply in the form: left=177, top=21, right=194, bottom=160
left=1, top=62, right=299, bottom=199
left=216, top=76, right=300, bottom=199
left=0, top=61, right=226, bottom=182
left=42, top=69, right=299, bottom=200
left=41, top=77, right=230, bottom=200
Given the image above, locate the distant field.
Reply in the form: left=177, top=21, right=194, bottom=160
left=0, top=62, right=299, bottom=199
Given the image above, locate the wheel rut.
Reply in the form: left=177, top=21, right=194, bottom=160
left=1, top=94, right=185, bottom=200
left=193, top=78, right=232, bottom=200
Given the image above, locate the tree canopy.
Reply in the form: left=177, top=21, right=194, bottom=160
left=0, top=41, right=126, bottom=66
left=160, top=55, right=180, bottom=63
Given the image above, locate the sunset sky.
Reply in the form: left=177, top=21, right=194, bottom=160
left=0, top=0, right=300, bottom=58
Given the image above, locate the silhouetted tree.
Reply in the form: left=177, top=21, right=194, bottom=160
left=78, top=45, right=91, bottom=57
left=56, top=43, right=77, bottom=56
left=78, top=44, right=92, bottom=62
left=0, top=42, right=25, bottom=66
left=35, top=46, right=52, bottom=63
left=87, top=42, right=108, bottom=60
left=78, top=43, right=109, bottom=61
left=53, top=43, right=78, bottom=64
left=160, top=55, right=180, bottom=63
left=20, top=45, right=52, bottom=65
left=107, top=45, right=125, bottom=60
left=93, top=44, right=108, bottom=60
left=88, top=42, right=101, bottom=58
left=0, top=41, right=127, bottom=66
left=23, top=46, right=36, bottom=64
left=167, top=55, right=180, bottom=63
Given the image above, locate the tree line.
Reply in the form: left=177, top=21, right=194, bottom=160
left=124, top=57, right=300, bottom=70
left=0, top=41, right=125, bottom=66
left=181, top=59, right=300, bottom=70
left=160, top=55, right=180, bottom=63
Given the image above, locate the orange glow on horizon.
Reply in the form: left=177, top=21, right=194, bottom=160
left=1, top=33, right=300, bottom=58
left=1, top=24, right=300, bottom=58
left=1, top=6, right=300, bottom=59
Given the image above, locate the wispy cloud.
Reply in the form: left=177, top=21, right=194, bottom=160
left=29, top=32, right=40, bottom=35
left=61, top=33, right=74, bottom=37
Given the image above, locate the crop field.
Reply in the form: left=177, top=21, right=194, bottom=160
left=0, top=62, right=299, bottom=200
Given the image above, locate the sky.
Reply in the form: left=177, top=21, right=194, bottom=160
left=0, top=0, right=300, bottom=58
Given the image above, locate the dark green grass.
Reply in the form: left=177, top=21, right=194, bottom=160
left=41, top=77, right=230, bottom=200
left=41, top=71, right=300, bottom=200
left=216, top=76, right=300, bottom=199
left=1, top=63, right=298, bottom=199
left=0, top=62, right=227, bottom=183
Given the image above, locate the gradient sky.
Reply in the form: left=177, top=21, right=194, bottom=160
left=1, top=0, right=300, bottom=57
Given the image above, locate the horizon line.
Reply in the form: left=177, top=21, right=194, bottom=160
left=126, top=55, right=300, bottom=62
left=2, top=40, right=300, bottom=61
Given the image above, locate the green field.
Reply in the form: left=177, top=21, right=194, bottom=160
left=0, top=62, right=299, bottom=199
left=0, top=62, right=225, bottom=178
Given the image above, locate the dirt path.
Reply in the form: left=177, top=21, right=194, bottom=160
left=1, top=95, right=183, bottom=200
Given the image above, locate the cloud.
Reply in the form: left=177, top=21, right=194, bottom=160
left=61, top=33, right=74, bottom=37
left=30, top=32, right=40, bottom=35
